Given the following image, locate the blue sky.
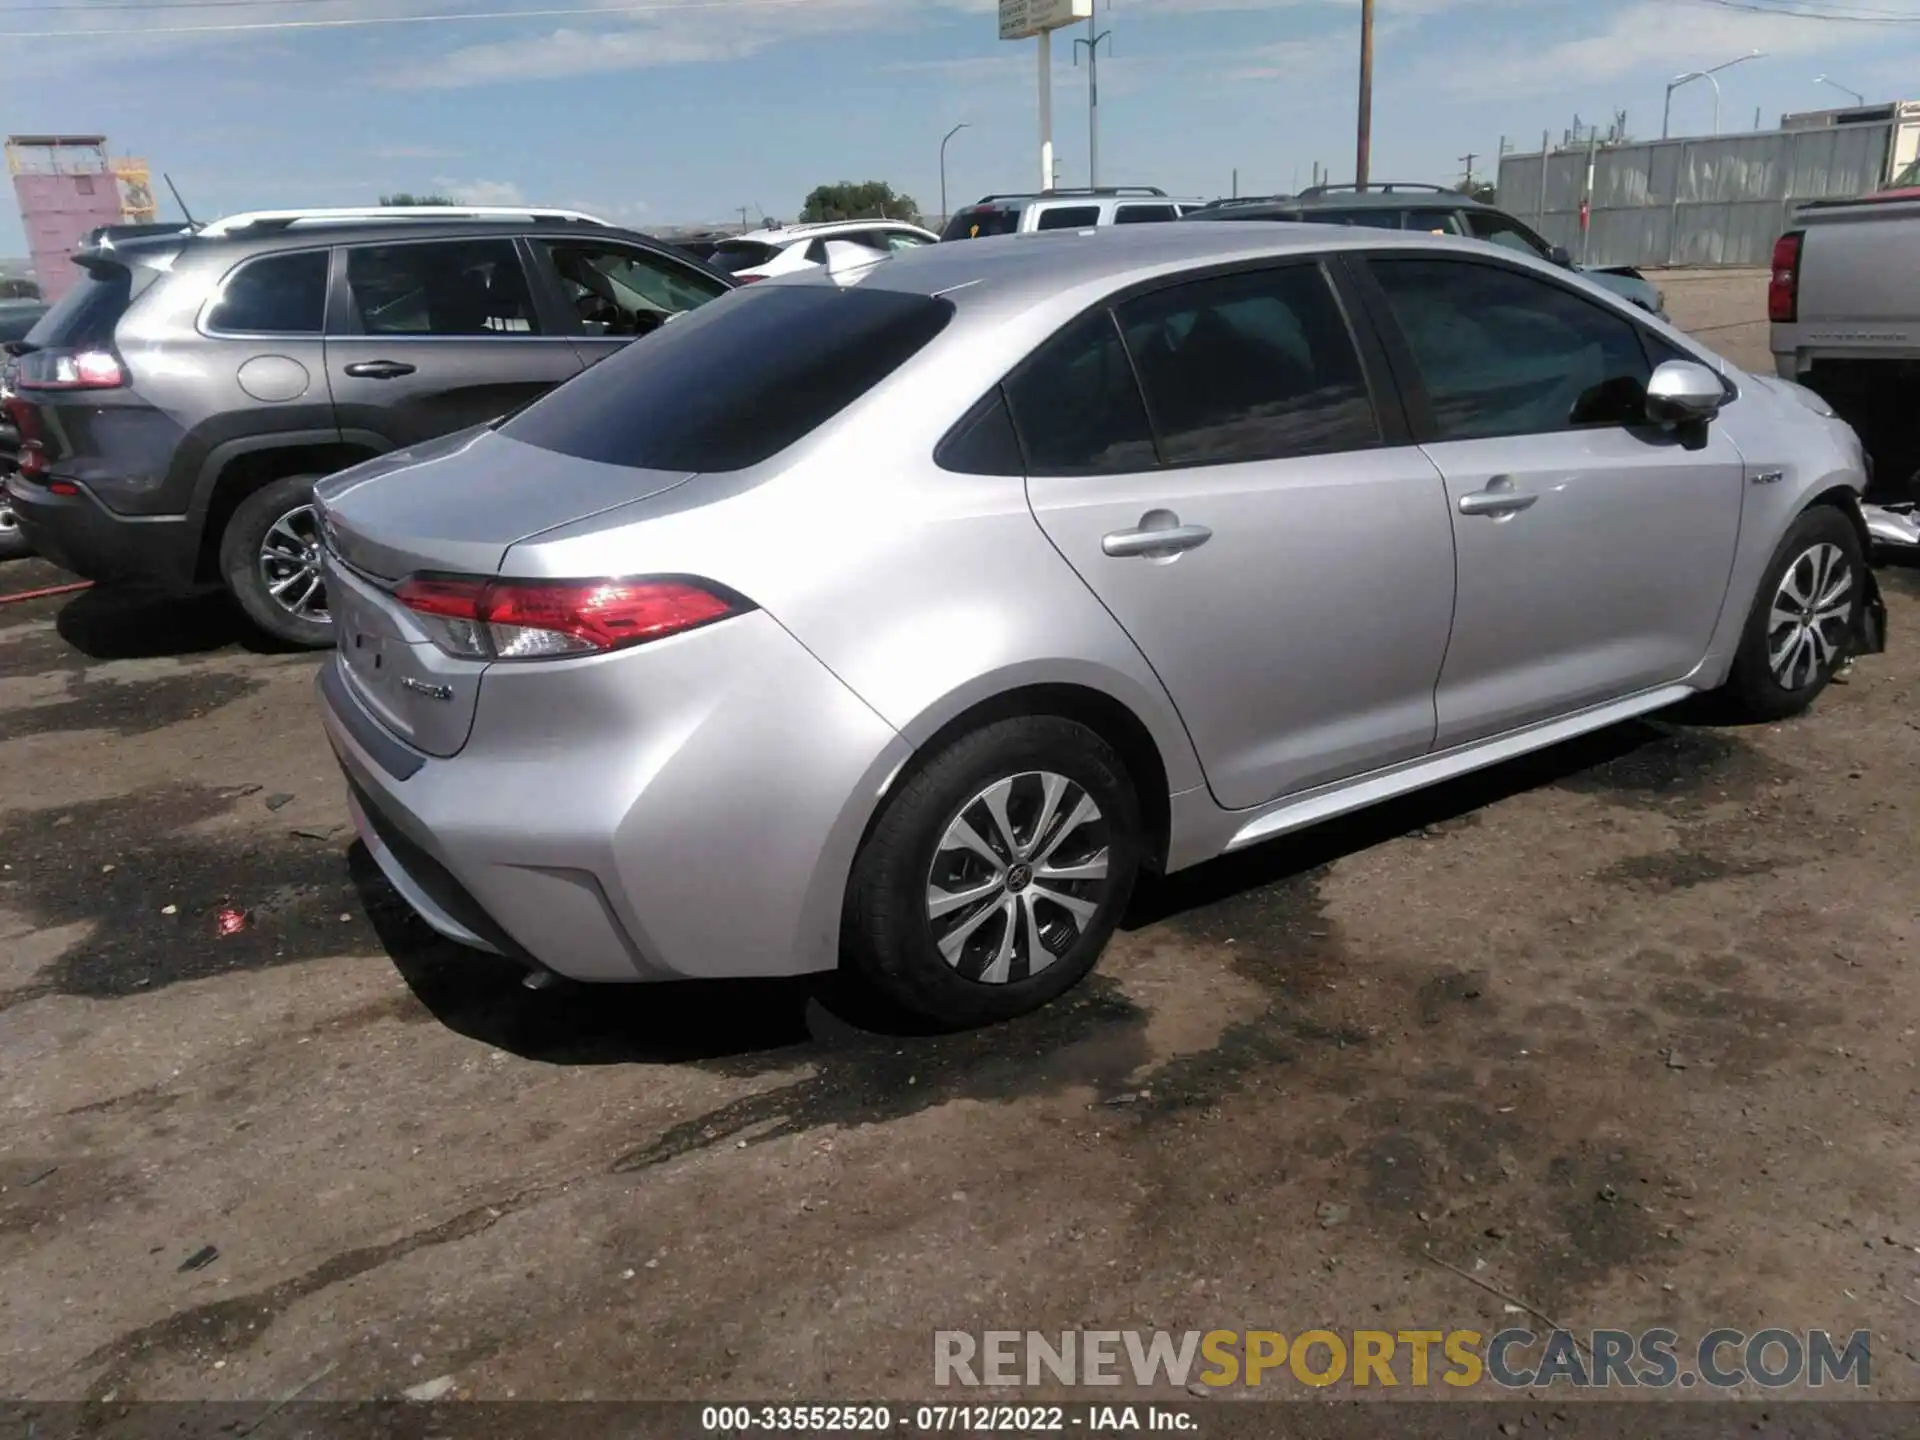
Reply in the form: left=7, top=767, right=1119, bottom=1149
left=3, top=0, right=1918, bottom=251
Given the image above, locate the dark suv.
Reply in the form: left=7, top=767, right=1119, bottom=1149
left=1188, top=183, right=1666, bottom=319
left=0, top=207, right=734, bottom=644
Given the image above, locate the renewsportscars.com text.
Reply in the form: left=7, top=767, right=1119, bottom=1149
left=933, top=1328, right=1872, bottom=1391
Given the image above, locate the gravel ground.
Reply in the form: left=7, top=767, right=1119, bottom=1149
left=2, top=271, right=1917, bottom=1413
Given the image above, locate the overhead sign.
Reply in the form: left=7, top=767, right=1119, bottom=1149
left=998, top=0, right=1092, bottom=40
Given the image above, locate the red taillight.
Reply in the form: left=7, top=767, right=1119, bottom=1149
left=3, top=395, right=46, bottom=479
left=1769, top=231, right=1803, bottom=324
left=396, top=575, right=744, bottom=660
left=15, top=348, right=125, bottom=391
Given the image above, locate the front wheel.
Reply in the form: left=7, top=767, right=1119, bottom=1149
left=1716, top=505, right=1864, bottom=722
left=219, top=474, right=332, bottom=649
left=843, top=716, right=1143, bottom=1029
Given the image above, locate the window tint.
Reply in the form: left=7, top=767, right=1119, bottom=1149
left=541, top=241, right=726, bottom=338
left=936, top=388, right=1025, bottom=476
left=206, top=250, right=328, bottom=334
left=882, top=231, right=931, bottom=252
left=342, top=239, right=540, bottom=336
left=503, top=285, right=952, bottom=472
left=708, top=240, right=783, bottom=274
left=942, top=207, right=1021, bottom=241
left=25, top=262, right=130, bottom=348
left=1116, top=265, right=1378, bottom=466
left=1003, top=309, right=1157, bottom=476
left=1311, top=209, right=1403, bottom=229
left=1371, top=258, right=1653, bottom=441
left=1404, top=208, right=1465, bottom=235
left=1036, top=205, right=1102, bottom=231
left=1115, top=204, right=1178, bottom=225
left=1465, top=210, right=1549, bottom=257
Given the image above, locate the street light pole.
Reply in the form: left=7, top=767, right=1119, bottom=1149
left=1816, top=75, right=1866, bottom=107
left=940, top=121, right=968, bottom=226
left=1073, top=17, right=1113, bottom=190
left=1356, top=0, right=1375, bottom=190
left=1663, top=50, right=1764, bottom=139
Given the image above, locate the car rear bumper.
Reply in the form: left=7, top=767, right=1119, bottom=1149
left=318, top=609, right=912, bottom=984
left=4, top=475, right=198, bottom=590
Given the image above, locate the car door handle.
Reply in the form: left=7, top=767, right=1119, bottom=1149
left=1457, top=484, right=1539, bottom=518
left=342, top=360, right=417, bottom=380
left=1101, top=518, right=1213, bottom=558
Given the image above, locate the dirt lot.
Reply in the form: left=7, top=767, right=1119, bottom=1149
left=3, top=271, right=1919, bottom=1412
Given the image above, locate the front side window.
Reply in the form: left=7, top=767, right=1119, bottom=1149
left=1003, top=309, right=1157, bottom=476
left=1035, top=205, right=1102, bottom=231
left=206, top=250, right=328, bottom=334
left=1370, top=257, right=1653, bottom=441
left=1465, top=210, right=1551, bottom=258
left=1116, top=264, right=1378, bottom=466
left=541, top=241, right=727, bottom=338
left=503, top=284, right=952, bottom=472
left=342, top=239, right=540, bottom=336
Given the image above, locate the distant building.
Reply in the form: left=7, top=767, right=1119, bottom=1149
left=5, top=135, right=158, bottom=302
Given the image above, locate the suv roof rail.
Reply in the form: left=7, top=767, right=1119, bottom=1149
left=1197, top=195, right=1294, bottom=210
left=1295, top=182, right=1462, bottom=199
left=972, top=185, right=1168, bottom=204
left=195, top=205, right=614, bottom=237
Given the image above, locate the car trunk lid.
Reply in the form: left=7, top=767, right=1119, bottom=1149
left=317, top=427, right=698, bottom=755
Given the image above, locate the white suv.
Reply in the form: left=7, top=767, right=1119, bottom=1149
left=708, top=219, right=939, bottom=283
left=939, top=187, right=1199, bottom=241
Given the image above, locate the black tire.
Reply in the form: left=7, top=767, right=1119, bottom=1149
left=1717, top=505, right=1865, bottom=723
left=0, top=496, right=30, bottom=562
left=218, top=474, right=333, bottom=650
left=843, top=715, right=1144, bottom=1029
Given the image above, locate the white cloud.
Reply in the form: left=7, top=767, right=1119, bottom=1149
left=431, top=175, right=528, bottom=203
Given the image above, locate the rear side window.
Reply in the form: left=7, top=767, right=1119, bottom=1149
left=342, top=239, right=540, bottom=336
left=503, top=284, right=954, bottom=472
left=26, top=263, right=131, bottom=348
left=206, top=250, right=329, bottom=334
left=1117, top=265, right=1378, bottom=465
left=942, top=207, right=1020, bottom=241
left=1036, top=206, right=1102, bottom=231
left=1115, top=205, right=1178, bottom=225
left=1004, top=309, right=1157, bottom=476
left=1370, top=257, right=1652, bottom=440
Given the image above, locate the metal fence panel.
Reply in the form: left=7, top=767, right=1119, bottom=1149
left=1498, top=123, right=1895, bottom=268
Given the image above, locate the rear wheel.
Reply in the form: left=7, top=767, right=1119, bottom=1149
left=844, top=716, right=1143, bottom=1029
left=219, top=473, right=332, bottom=649
left=1717, top=505, right=1864, bottom=722
left=0, top=494, right=30, bottom=561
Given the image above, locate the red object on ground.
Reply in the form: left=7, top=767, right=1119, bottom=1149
left=214, top=907, right=251, bottom=937
left=0, top=580, right=92, bottom=605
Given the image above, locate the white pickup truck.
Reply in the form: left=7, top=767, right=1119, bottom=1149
left=1770, top=173, right=1920, bottom=547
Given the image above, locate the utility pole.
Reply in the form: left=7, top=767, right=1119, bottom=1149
left=1356, top=0, right=1375, bottom=191
left=940, top=121, right=968, bottom=226
left=1460, top=152, right=1477, bottom=190
left=737, top=205, right=750, bottom=228
left=1073, top=14, right=1113, bottom=191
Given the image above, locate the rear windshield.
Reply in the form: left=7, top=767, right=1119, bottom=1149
left=708, top=240, right=784, bottom=274
left=942, top=207, right=1021, bottom=241
left=503, top=284, right=955, bottom=472
left=25, top=262, right=132, bottom=348
left=1306, top=209, right=1405, bottom=229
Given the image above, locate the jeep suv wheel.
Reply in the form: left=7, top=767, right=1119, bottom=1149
left=219, top=474, right=332, bottom=649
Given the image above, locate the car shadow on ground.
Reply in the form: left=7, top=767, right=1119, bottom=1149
left=361, top=713, right=1706, bottom=1070
left=54, top=584, right=303, bottom=660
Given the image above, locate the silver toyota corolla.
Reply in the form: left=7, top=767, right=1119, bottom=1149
left=315, top=223, right=1885, bottom=1028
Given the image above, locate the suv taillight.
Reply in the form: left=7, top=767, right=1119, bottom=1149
left=396, top=575, right=747, bottom=660
left=1769, top=231, right=1804, bottom=324
left=15, top=348, right=125, bottom=391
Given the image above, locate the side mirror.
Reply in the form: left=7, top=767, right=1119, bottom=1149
left=1547, top=244, right=1573, bottom=267
left=1645, top=359, right=1727, bottom=426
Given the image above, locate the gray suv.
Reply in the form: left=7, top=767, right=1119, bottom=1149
left=0, top=207, right=733, bottom=644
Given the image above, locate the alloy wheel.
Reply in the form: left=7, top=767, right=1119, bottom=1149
left=258, top=503, right=328, bottom=623
left=925, top=770, right=1114, bottom=985
left=1767, top=541, right=1853, bottom=691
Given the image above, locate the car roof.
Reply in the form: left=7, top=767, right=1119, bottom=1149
left=80, top=216, right=682, bottom=266
left=730, top=219, right=929, bottom=243
left=822, top=221, right=1453, bottom=307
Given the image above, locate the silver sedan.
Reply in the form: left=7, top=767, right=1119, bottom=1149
left=316, top=223, right=1884, bottom=1028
